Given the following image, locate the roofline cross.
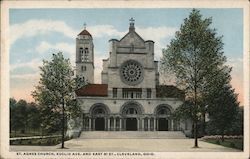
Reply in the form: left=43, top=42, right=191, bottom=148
left=129, top=17, right=135, bottom=23
left=84, top=22, right=87, bottom=30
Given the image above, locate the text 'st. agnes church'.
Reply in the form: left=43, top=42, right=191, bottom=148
left=68, top=19, right=192, bottom=137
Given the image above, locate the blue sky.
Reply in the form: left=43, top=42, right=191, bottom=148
left=9, top=8, right=243, bottom=103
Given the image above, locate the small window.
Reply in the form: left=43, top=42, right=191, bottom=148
left=147, top=88, right=152, bottom=98
left=81, top=66, right=86, bottom=72
left=130, top=92, right=133, bottom=98
left=113, top=88, right=117, bottom=98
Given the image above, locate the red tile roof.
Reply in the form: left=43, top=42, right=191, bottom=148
left=75, top=84, right=108, bottom=97
left=78, top=29, right=92, bottom=37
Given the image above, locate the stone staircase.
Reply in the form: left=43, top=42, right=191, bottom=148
left=79, top=131, right=186, bottom=139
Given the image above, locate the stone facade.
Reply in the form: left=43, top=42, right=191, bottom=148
left=69, top=19, right=192, bottom=137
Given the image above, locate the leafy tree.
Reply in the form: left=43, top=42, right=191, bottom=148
left=32, top=52, right=82, bottom=148
left=161, top=9, right=227, bottom=147
left=206, top=83, right=239, bottom=141
left=9, top=98, right=17, bottom=108
left=26, top=102, right=41, bottom=132
left=230, top=107, right=243, bottom=135
left=10, top=98, right=27, bottom=135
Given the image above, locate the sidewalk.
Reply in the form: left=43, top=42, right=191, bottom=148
left=10, top=138, right=241, bottom=152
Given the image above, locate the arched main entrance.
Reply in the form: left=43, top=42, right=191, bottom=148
left=158, top=118, right=168, bottom=131
left=155, top=105, right=172, bottom=131
left=121, top=101, right=143, bottom=131
left=95, top=118, right=105, bottom=130
left=90, top=103, right=110, bottom=131
left=126, top=118, right=137, bottom=131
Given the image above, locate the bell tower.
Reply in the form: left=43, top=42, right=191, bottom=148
left=76, top=23, right=94, bottom=83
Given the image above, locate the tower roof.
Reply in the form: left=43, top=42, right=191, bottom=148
left=78, top=29, right=92, bottom=37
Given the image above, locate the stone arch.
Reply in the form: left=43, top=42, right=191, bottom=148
left=154, top=104, right=173, bottom=116
left=89, top=103, right=110, bottom=117
left=120, top=101, right=144, bottom=115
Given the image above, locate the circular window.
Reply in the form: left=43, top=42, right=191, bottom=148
left=120, top=60, right=144, bottom=85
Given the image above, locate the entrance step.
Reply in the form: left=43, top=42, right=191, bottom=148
left=79, top=131, right=186, bottom=139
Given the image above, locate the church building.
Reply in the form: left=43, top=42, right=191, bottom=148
left=70, top=19, right=191, bottom=136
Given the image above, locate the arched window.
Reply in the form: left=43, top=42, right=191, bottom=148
left=156, top=106, right=171, bottom=116
left=93, top=108, right=105, bottom=115
left=79, top=48, right=84, bottom=62
left=84, top=48, right=89, bottom=61
left=125, top=108, right=138, bottom=115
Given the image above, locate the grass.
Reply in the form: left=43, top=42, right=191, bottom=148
left=10, top=136, right=71, bottom=146
left=10, top=131, right=42, bottom=138
left=10, top=130, right=61, bottom=138
left=202, top=138, right=243, bottom=150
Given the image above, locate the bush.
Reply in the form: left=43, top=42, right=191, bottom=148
left=216, top=140, right=220, bottom=145
left=230, top=142, right=235, bottom=148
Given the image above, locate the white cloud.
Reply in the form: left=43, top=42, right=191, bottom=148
left=35, top=41, right=75, bottom=55
left=10, top=58, right=42, bottom=72
left=10, top=72, right=40, bottom=80
left=136, top=26, right=177, bottom=43
left=88, top=25, right=126, bottom=38
left=10, top=19, right=77, bottom=45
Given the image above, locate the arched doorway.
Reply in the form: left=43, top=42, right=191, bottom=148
left=121, top=101, right=143, bottom=131
left=126, top=118, right=137, bottom=131
left=90, top=103, right=110, bottom=131
left=95, top=118, right=105, bottom=131
left=155, top=105, right=172, bottom=131
left=158, top=118, right=168, bottom=131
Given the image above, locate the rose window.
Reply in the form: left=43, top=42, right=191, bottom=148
left=120, top=60, right=144, bottom=85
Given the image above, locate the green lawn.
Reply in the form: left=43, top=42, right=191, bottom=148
left=10, top=130, right=42, bottom=138
left=10, top=130, right=60, bottom=138
left=202, top=138, right=243, bottom=150
left=10, top=136, right=70, bottom=146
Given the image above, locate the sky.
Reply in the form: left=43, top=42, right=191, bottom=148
left=9, top=8, right=243, bottom=104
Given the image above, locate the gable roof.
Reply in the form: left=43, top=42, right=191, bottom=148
left=78, top=29, right=92, bottom=37
left=75, top=84, right=108, bottom=97
left=119, top=31, right=145, bottom=43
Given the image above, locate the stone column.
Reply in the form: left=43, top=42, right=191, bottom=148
left=137, top=118, right=140, bottom=131
left=154, top=118, right=156, bottom=131
left=119, top=118, right=122, bottom=131
left=124, top=118, right=126, bottom=130
left=148, top=119, right=150, bottom=131
left=142, top=118, right=144, bottom=131
left=89, top=118, right=92, bottom=131
left=156, top=119, right=158, bottom=131
left=108, top=118, right=110, bottom=131
left=171, top=120, right=174, bottom=131
left=114, top=118, right=116, bottom=131
left=93, top=118, right=95, bottom=130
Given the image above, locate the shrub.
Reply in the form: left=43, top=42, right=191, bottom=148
left=216, top=140, right=220, bottom=145
left=230, top=142, right=235, bottom=148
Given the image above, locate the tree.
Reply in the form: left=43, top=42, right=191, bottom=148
left=32, top=52, right=82, bottom=148
left=230, top=107, right=243, bottom=136
left=10, top=99, right=30, bottom=135
left=206, top=82, right=239, bottom=141
left=161, top=9, right=227, bottom=147
left=26, top=102, right=41, bottom=132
